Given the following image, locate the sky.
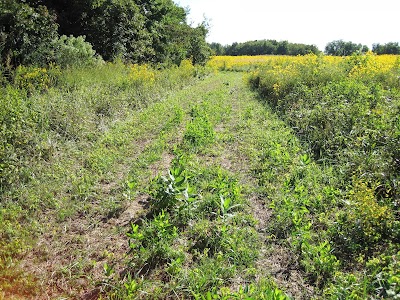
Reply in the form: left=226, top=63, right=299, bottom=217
left=175, top=0, right=399, bottom=51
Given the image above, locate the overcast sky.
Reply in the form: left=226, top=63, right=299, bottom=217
left=175, top=0, right=399, bottom=51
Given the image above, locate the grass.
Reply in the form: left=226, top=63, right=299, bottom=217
left=246, top=53, right=400, bottom=298
left=0, top=61, right=205, bottom=298
left=1, top=53, right=399, bottom=299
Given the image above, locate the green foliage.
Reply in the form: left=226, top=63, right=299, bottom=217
left=183, top=105, right=215, bottom=149
left=149, top=157, right=198, bottom=223
left=220, top=39, right=320, bottom=56
left=372, top=42, right=400, bottom=55
left=127, top=210, right=179, bottom=271
left=13, top=65, right=61, bottom=94
left=51, top=35, right=103, bottom=68
left=85, top=0, right=152, bottom=62
left=0, top=60, right=203, bottom=297
left=1, top=0, right=210, bottom=69
left=194, top=283, right=291, bottom=300
left=331, top=181, right=396, bottom=256
left=187, top=24, right=212, bottom=65
left=15, top=0, right=210, bottom=66
left=325, top=40, right=369, bottom=56
left=366, top=250, right=400, bottom=298
left=324, top=251, right=400, bottom=300
left=189, top=219, right=259, bottom=267
left=248, top=53, right=400, bottom=298
left=120, top=132, right=262, bottom=298
left=0, top=86, right=40, bottom=192
left=0, top=0, right=58, bottom=67
left=300, top=241, right=340, bottom=287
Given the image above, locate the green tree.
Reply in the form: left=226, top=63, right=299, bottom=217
left=209, top=42, right=225, bottom=56
left=276, top=40, right=289, bottom=55
left=325, top=40, right=368, bottom=56
left=1, top=0, right=210, bottom=66
left=372, top=42, right=400, bottom=54
left=85, top=0, right=151, bottom=62
left=222, top=39, right=319, bottom=56
left=0, top=0, right=58, bottom=67
left=187, top=24, right=211, bottom=65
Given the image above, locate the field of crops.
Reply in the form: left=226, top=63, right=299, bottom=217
left=1, top=53, right=399, bottom=299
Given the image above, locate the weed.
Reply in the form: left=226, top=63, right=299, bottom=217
left=183, top=105, right=215, bottom=149
left=127, top=210, right=179, bottom=273
left=149, top=158, right=198, bottom=225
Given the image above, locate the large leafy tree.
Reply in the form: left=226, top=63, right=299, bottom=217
left=186, top=23, right=211, bottom=65
left=137, top=0, right=189, bottom=64
left=85, top=0, right=151, bottom=61
left=0, top=0, right=58, bottom=67
left=1, top=0, right=210, bottom=66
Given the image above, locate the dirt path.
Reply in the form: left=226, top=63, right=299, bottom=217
left=188, top=72, right=314, bottom=299
left=11, top=72, right=314, bottom=299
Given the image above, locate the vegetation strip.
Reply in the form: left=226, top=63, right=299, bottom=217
left=1, top=53, right=399, bottom=300
left=1, top=62, right=204, bottom=298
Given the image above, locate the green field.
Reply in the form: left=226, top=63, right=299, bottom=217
left=1, top=54, right=399, bottom=299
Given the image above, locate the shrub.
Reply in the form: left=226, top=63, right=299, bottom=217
left=13, top=65, right=51, bottom=93
left=331, top=181, right=395, bottom=256
left=51, top=35, right=103, bottom=68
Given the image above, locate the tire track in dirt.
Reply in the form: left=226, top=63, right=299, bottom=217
left=18, top=74, right=237, bottom=300
left=197, top=72, right=314, bottom=299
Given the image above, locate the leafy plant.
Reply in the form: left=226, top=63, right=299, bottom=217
left=149, top=157, right=198, bottom=224
left=51, top=35, right=103, bottom=68
left=300, top=240, right=340, bottom=287
left=0, top=0, right=58, bottom=67
left=127, top=210, right=178, bottom=272
left=183, top=105, right=215, bottom=149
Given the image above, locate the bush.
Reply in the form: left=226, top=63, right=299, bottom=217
left=51, top=35, right=103, bottom=68
left=14, top=65, right=51, bottom=93
left=331, top=181, right=395, bottom=256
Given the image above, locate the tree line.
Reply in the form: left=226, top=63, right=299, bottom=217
left=210, top=39, right=400, bottom=56
left=210, top=40, right=320, bottom=56
left=323, top=40, right=400, bottom=56
left=0, top=0, right=211, bottom=68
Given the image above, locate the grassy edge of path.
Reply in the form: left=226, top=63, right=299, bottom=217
left=4, top=71, right=336, bottom=299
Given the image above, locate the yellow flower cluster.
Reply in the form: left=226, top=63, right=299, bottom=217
left=207, top=54, right=341, bottom=72
left=347, top=52, right=399, bottom=83
left=177, top=59, right=196, bottom=79
left=14, top=66, right=51, bottom=93
left=128, top=64, right=156, bottom=85
left=348, top=181, right=394, bottom=243
left=208, top=54, right=399, bottom=81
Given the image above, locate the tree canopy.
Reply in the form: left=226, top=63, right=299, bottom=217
left=210, top=40, right=321, bottom=56
left=372, top=42, right=400, bottom=55
left=324, top=40, right=369, bottom=56
left=0, top=0, right=211, bottom=67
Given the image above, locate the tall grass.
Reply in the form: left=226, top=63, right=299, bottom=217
left=0, top=59, right=205, bottom=296
left=247, top=52, right=400, bottom=298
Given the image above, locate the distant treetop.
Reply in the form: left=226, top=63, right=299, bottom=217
left=209, top=40, right=321, bottom=56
